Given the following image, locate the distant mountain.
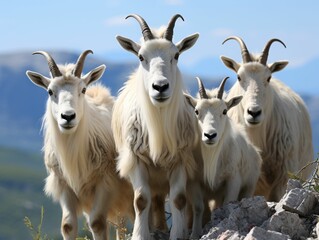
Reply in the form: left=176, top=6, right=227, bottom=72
left=0, top=51, right=136, bottom=151
left=0, top=146, right=61, bottom=240
left=185, top=55, right=319, bottom=96
left=0, top=51, right=317, bottom=154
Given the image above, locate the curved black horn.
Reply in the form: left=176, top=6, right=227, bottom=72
left=164, top=14, right=184, bottom=41
left=222, top=36, right=252, bottom=63
left=259, top=39, right=286, bottom=65
left=217, top=77, right=229, bottom=99
left=73, top=50, right=93, bottom=78
left=196, top=77, right=208, bottom=99
left=126, top=14, right=154, bottom=41
left=32, top=51, right=62, bottom=78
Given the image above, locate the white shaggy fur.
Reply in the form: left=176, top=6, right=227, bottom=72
left=113, top=18, right=199, bottom=240
left=221, top=38, right=314, bottom=201
left=27, top=59, right=134, bottom=240
left=185, top=79, right=262, bottom=208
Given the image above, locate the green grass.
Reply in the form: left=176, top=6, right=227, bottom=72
left=2, top=145, right=318, bottom=240
left=24, top=206, right=49, bottom=240
left=0, top=146, right=61, bottom=240
left=0, top=146, right=127, bottom=240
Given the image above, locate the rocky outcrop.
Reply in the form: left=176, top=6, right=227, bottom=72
left=201, top=179, right=319, bottom=240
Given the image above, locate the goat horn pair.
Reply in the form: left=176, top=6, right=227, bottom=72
left=126, top=14, right=184, bottom=42
left=32, top=50, right=93, bottom=78
left=196, top=77, right=228, bottom=100
left=222, top=36, right=286, bottom=65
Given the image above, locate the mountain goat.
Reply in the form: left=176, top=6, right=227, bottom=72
left=26, top=51, right=134, bottom=240
left=221, top=36, right=314, bottom=201
left=184, top=77, right=262, bottom=209
left=112, top=14, right=199, bottom=240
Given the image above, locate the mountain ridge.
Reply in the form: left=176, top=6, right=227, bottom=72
left=0, top=50, right=317, bottom=153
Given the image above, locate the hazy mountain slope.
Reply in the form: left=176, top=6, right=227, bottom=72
left=0, top=146, right=61, bottom=240
left=0, top=51, right=135, bottom=151
left=0, top=51, right=317, bottom=153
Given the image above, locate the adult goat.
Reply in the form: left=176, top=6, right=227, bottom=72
left=26, top=51, right=134, bottom=240
left=112, top=14, right=199, bottom=240
left=221, top=36, right=314, bottom=201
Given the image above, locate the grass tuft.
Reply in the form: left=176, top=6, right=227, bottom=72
left=288, top=154, right=319, bottom=193
left=24, top=206, right=49, bottom=240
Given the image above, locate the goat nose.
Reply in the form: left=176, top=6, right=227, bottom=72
left=152, top=83, right=169, bottom=93
left=204, top=132, right=217, bottom=140
left=247, top=108, right=262, bottom=118
left=61, top=112, right=76, bottom=122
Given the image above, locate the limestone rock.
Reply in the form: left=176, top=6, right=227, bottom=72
left=201, top=196, right=269, bottom=240
left=244, top=227, right=291, bottom=240
left=285, top=179, right=303, bottom=192
left=262, top=211, right=308, bottom=239
left=277, top=188, right=317, bottom=216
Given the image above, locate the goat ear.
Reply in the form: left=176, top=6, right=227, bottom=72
left=82, top=65, right=106, bottom=86
left=116, top=35, right=141, bottom=56
left=226, top=96, right=243, bottom=110
left=183, top=93, right=197, bottom=109
left=268, top=61, right=289, bottom=73
left=220, top=56, right=240, bottom=73
left=176, top=33, right=199, bottom=54
left=26, top=70, right=50, bottom=90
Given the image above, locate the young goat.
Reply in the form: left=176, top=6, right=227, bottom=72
left=221, top=36, right=314, bottom=201
left=185, top=77, right=262, bottom=209
left=26, top=51, right=134, bottom=240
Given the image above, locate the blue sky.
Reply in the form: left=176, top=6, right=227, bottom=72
left=1, top=1, right=319, bottom=93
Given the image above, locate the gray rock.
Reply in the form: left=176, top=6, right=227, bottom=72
left=201, top=196, right=269, bottom=239
left=216, top=230, right=244, bottom=240
left=315, top=221, right=319, bottom=239
left=198, top=179, right=319, bottom=239
left=278, top=188, right=317, bottom=216
left=286, top=179, right=303, bottom=192
left=262, top=211, right=308, bottom=239
left=244, top=227, right=291, bottom=240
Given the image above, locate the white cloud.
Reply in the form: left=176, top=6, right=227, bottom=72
left=165, top=0, right=183, bottom=6
left=211, top=28, right=234, bottom=38
left=104, top=15, right=129, bottom=27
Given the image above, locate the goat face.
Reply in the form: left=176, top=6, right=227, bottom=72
left=185, top=93, right=242, bottom=146
left=138, top=40, right=180, bottom=106
left=26, top=51, right=106, bottom=134
left=235, top=63, right=272, bottom=126
left=46, top=77, right=87, bottom=133
left=195, top=99, right=228, bottom=145
left=116, top=14, right=199, bottom=107
left=221, top=36, right=288, bottom=127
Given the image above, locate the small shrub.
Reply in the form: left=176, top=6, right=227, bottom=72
left=24, top=206, right=49, bottom=240
left=289, top=153, right=319, bottom=193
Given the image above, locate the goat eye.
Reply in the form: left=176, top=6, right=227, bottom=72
left=174, top=53, right=179, bottom=60
left=82, top=88, right=86, bottom=94
left=48, top=89, right=53, bottom=96
left=194, top=109, right=199, bottom=115
left=267, top=76, right=271, bottom=82
left=223, top=109, right=227, bottom=115
left=138, top=55, right=144, bottom=62
left=237, top=75, right=241, bottom=81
